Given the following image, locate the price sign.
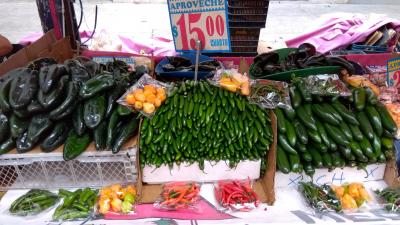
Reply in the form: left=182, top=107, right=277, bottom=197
left=167, top=0, right=231, bottom=52
left=387, top=57, right=400, bottom=87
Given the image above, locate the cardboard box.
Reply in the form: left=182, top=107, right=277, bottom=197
left=136, top=110, right=277, bottom=205
left=384, top=159, right=400, bottom=188
left=0, top=30, right=74, bottom=76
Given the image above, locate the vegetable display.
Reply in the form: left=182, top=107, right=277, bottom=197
left=214, top=179, right=260, bottom=211
left=275, top=78, right=396, bottom=175
left=0, top=58, right=142, bottom=160
left=53, top=188, right=97, bottom=221
left=98, top=184, right=137, bottom=214
left=154, top=182, right=201, bottom=210
left=299, top=182, right=342, bottom=212
left=375, top=187, right=400, bottom=212
left=9, top=189, right=59, bottom=216
left=139, top=80, right=273, bottom=170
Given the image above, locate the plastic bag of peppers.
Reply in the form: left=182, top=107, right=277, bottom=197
left=214, top=179, right=260, bottom=211
left=153, top=182, right=201, bottom=211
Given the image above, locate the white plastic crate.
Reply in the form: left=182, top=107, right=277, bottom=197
left=0, top=147, right=137, bottom=191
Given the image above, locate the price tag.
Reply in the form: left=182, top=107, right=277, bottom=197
left=167, top=0, right=231, bottom=52
left=387, top=57, right=400, bottom=87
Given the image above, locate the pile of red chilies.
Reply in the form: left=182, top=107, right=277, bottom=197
left=214, top=179, right=260, bottom=211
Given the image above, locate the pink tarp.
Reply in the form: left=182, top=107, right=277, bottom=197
left=286, top=15, right=400, bottom=54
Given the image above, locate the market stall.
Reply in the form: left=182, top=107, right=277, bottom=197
left=0, top=0, right=399, bottom=225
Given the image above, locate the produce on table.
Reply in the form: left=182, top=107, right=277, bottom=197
left=161, top=56, right=221, bottom=72
left=139, top=80, right=273, bottom=171
left=9, top=189, right=59, bottom=216
left=154, top=182, right=200, bottom=210
left=331, top=183, right=371, bottom=210
left=299, top=182, right=342, bottom=212
left=375, top=187, right=400, bottom=212
left=275, top=76, right=396, bottom=175
left=248, top=79, right=291, bottom=109
left=53, top=188, right=97, bottom=221
left=123, top=83, right=167, bottom=115
left=214, top=179, right=260, bottom=211
left=98, top=183, right=137, bottom=214
left=343, top=75, right=380, bottom=96
left=0, top=58, right=141, bottom=160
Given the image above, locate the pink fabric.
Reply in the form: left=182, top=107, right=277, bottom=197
left=103, top=198, right=234, bottom=220
left=344, top=53, right=394, bottom=67
left=286, top=15, right=400, bottom=54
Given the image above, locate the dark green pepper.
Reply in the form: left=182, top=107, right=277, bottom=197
left=27, top=114, right=53, bottom=143
left=39, top=64, right=67, bottom=93
left=0, top=113, right=9, bottom=143
left=83, top=95, right=106, bottom=129
left=72, top=105, right=86, bottom=136
left=112, top=117, right=139, bottom=153
left=80, top=73, right=115, bottom=99
left=63, top=130, right=91, bottom=161
left=13, top=108, right=30, bottom=118
left=9, top=68, right=38, bottom=109
left=0, top=77, right=13, bottom=111
left=93, top=120, right=107, bottom=150
left=117, top=105, right=132, bottom=116
left=105, top=85, right=124, bottom=118
left=62, top=189, right=82, bottom=208
left=40, top=122, right=70, bottom=152
left=27, top=99, right=46, bottom=113
left=16, top=132, right=35, bottom=153
left=64, top=59, right=90, bottom=82
left=0, top=137, right=15, bottom=155
left=106, top=109, right=120, bottom=149
left=10, top=114, right=29, bottom=138
left=38, top=75, right=69, bottom=109
left=49, top=81, right=78, bottom=120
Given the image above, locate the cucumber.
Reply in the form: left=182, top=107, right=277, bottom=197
left=349, top=124, right=363, bottom=141
left=324, top=123, right=349, bottom=146
left=303, top=163, right=315, bottom=177
left=316, top=120, right=330, bottom=147
left=371, top=134, right=382, bottom=157
left=278, top=134, right=297, bottom=155
left=289, top=153, right=301, bottom=173
left=296, top=105, right=317, bottom=131
left=289, top=86, right=302, bottom=108
left=332, top=101, right=359, bottom=125
left=275, top=108, right=286, bottom=133
left=294, top=80, right=312, bottom=102
left=349, top=141, right=368, bottom=162
left=321, top=103, right=343, bottom=122
left=377, top=153, right=386, bottom=163
left=312, top=104, right=340, bottom=125
left=360, top=137, right=375, bottom=160
left=338, top=145, right=355, bottom=161
left=365, top=105, right=383, bottom=136
left=330, top=152, right=342, bottom=168
left=307, top=129, right=322, bottom=144
left=321, top=152, right=333, bottom=169
left=295, top=142, right=307, bottom=153
left=327, top=136, right=338, bottom=152
left=356, top=111, right=374, bottom=140
left=285, top=118, right=297, bottom=147
left=283, top=107, right=296, bottom=121
left=376, top=104, right=397, bottom=133
left=301, top=149, right=313, bottom=162
left=354, top=87, right=366, bottom=111
left=381, top=137, right=394, bottom=150
left=382, top=129, right=395, bottom=138
left=311, top=141, right=328, bottom=153
left=339, top=122, right=353, bottom=141
left=309, top=147, right=323, bottom=168
left=277, top=145, right=291, bottom=174
left=365, top=87, right=378, bottom=105
left=293, top=120, right=308, bottom=145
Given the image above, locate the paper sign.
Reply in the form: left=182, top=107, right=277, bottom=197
left=387, top=57, right=400, bottom=86
left=167, top=0, right=231, bottom=52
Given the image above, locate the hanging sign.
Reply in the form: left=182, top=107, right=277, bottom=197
left=387, top=57, right=400, bottom=86
left=167, top=0, right=231, bottom=52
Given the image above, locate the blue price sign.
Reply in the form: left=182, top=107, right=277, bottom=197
left=167, top=0, right=231, bottom=52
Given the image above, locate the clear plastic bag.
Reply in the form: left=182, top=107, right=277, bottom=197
left=98, top=183, right=137, bottom=215
left=214, top=179, right=260, bottom=212
left=210, top=68, right=251, bottom=96
left=153, top=182, right=201, bottom=211
left=299, top=182, right=342, bottom=213
left=374, top=187, right=400, bottom=213
left=9, top=189, right=59, bottom=216
left=117, top=74, right=172, bottom=117
left=301, top=74, right=351, bottom=97
left=52, top=188, right=98, bottom=222
left=248, top=79, right=292, bottom=110
left=331, top=182, right=372, bottom=211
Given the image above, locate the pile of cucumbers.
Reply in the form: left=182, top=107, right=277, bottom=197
left=140, top=80, right=273, bottom=170
left=9, top=189, right=59, bottom=216
left=0, top=58, right=141, bottom=160
left=276, top=79, right=397, bottom=176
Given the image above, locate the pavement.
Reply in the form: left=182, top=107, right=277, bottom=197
left=1, top=1, right=400, bottom=51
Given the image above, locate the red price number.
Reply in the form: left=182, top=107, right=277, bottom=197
left=176, top=13, right=225, bottom=50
